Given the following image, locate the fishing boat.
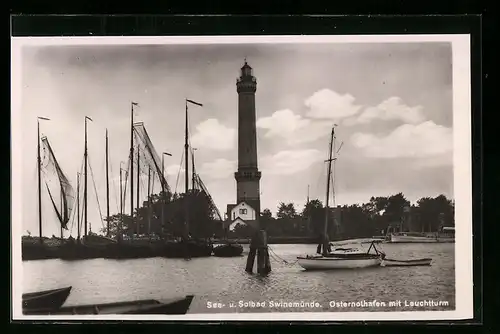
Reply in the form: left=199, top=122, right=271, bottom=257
left=382, top=258, right=432, bottom=267
left=22, top=117, right=76, bottom=261
left=58, top=116, right=110, bottom=260
left=23, top=295, right=194, bottom=315
left=22, top=286, right=72, bottom=313
left=297, top=126, right=384, bottom=271
left=161, top=99, right=215, bottom=258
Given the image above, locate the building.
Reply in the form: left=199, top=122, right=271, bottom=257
left=226, top=61, right=262, bottom=230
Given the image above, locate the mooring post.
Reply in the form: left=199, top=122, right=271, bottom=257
left=257, top=230, right=271, bottom=275
left=246, top=229, right=271, bottom=275
left=245, top=231, right=258, bottom=273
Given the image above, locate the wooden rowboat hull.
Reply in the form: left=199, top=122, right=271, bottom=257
left=23, top=286, right=72, bottom=313
left=23, top=295, right=194, bottom=315
left=213, top=244, right=243, bottom=257
left=382, top=258, right=432, bottom=267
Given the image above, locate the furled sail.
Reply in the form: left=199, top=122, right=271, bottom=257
left=41, top=136, right=75, bottom=229
left=132, top=122, right=171, bottom=193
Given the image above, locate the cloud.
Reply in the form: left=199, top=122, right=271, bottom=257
left=344, top=97, right=425, bottom=126
left=261, top=149, right=324, bottom=175
left=304, top=89, right=362, bottom=119
left=350, top=121, right=452, bottom=159
left=190, top=119, right=236, bottom=151
left=199, top=158, right=236, bottom=179
left=256, top=109, right=332, bottom=144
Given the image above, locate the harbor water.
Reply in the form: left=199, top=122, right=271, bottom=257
left=22, top=243, right=455, bottom=313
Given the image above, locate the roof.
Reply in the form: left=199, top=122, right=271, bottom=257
left=241, top=61, right=252, bottom=69
left=223, top=218, right=259, bottom=229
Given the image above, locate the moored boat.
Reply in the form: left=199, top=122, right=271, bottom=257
left=296, top=127, right=386, bottom=271
left=297, top=253, right=382, bottom=270
left=22, top=286, right=72, bottom=313
left=382, top=257, right=432, bottom=267
left=213, top=242, right=243, bottom=257
left=24, top=295, right=194, bottom=315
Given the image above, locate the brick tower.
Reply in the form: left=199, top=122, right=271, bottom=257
left=235, top=60, right=262, bottom=222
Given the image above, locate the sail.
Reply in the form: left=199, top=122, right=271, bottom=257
left=41, top=136, right=75, bottom=229
left=132, top=122, right=171, bottom=193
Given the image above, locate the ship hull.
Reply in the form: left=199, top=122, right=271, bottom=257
left=388, top=234, right=455, bottom=243
left=297, top=255, right=382, bottom=270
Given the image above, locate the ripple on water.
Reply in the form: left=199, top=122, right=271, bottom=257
left=22, top=243, right=455, bottom=313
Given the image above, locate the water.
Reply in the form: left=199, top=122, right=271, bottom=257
left=22, top=243, right=455, bottom=313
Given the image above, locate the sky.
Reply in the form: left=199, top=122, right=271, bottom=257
left=18, top=41, right=454, bottom=237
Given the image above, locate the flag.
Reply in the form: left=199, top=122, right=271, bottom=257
left=186, top=99, right=203, bottom=107
left=85, top=116, right=93, bottom=122
left=132, top=102, right=139, bottom=106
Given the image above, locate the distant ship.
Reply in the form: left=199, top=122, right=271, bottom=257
left=386, top=227, right=455, bottom=243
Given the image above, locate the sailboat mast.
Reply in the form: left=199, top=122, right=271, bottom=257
left=147, top=168, right=151, bottom=236
left=130, top=102, right=136, bottom=221
left=191, top=148, right=196, bottom=191
left=77, top=172, right=80, bottom=239
left=106, top=129, right=110, bottom=237
left=136, top=147, right=140, bottom=235
left=37, top=119, right=43, bottom=244
left=161, top=155, right=165, bottom=233
left=184, top=100, right=189, bottom=235
left=119, top=165, right=123, bottom=240
left=307, top=184, right=311, bottom=233
left=185, top=101, right=189, bottom=195
left=323, top=127, right=335, bottom=254
left=60, top=193, right=63, bottom=239
left=84, top=116, right=91, bottom=236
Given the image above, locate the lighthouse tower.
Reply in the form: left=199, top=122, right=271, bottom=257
left=234, top=61, right=262, bottom=224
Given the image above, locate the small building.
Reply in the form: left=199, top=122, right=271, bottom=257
left=225, top=201, right=259, bottom=230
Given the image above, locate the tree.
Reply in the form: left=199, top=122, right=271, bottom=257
left=416, top=195, right=454, bottom=232
left=302, top=199, right=324, bottom=236
left=100, top=214, right=133, bottom=239
left=277, top=202, right=298, bottom=219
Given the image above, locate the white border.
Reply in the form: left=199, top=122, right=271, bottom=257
left=11, top=34, right=473, bottom=321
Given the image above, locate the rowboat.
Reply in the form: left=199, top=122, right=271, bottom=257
left=23, top=286, right=72, bottom=313
left=23, top=295, right=194, bottom=315
left=382, top=258, right=432, bottom=267
left=213, top=243, right=243, bottom=257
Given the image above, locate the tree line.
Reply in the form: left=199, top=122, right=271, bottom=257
left=231, top=193, right=455, bottom=240
left=100, top=190, right=454, bottom=241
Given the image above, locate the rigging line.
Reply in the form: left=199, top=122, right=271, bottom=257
left=268, top=245, right=298, bottom=266
left=78, top=154, right=85, bottom=237
left=174, top=149, right=185, bottom=194
left=109, top=160, right=120, bottom=214
left=122, top=156, right=131, bottom=207
left=87, top=155, right=105, bottom=230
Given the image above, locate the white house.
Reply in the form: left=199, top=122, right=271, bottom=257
left=230, top=201, right=256, bottom=221
left=224, top=201, right=259, bottom=230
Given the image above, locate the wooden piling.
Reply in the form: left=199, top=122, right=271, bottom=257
left=246, top=229, right=271, bottom=275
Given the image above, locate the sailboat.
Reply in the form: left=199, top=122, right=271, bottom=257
left=297, top=126, right=385, bottom=270
left=163, top=99, right=214, bottom=258
left=22, top=118, right=76, bottom=261
left=58, top=116, right=110, bottom=260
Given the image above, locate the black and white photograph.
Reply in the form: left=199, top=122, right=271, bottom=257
left=11, top=35, right=472, bottom=321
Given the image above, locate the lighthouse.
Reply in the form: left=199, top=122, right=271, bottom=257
left=232, top=60, right=262, bottom=227
left=225, top=61, right=262, bottom=231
